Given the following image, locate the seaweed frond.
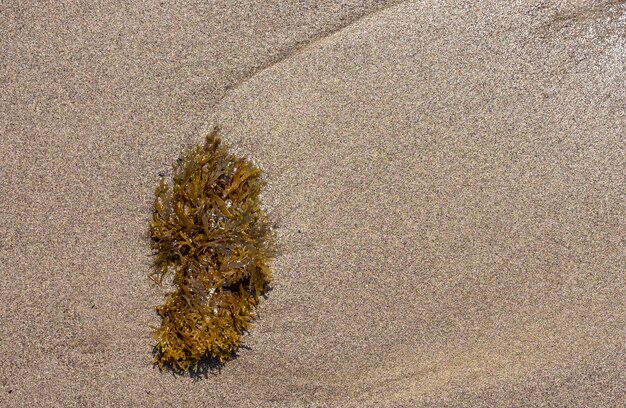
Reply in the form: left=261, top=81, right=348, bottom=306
left=149, top=129, right=273, bottom=373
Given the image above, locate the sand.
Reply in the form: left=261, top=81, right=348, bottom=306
left=1, top=1, right=625, bottom=407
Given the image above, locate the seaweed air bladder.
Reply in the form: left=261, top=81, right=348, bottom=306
left=149, top=129, right=274, bottom=373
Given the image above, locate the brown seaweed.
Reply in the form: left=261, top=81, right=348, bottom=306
left=149, top=129, right=273, bottom=373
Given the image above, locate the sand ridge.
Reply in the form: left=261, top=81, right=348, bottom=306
left=1, top=0, right=625, bottom=406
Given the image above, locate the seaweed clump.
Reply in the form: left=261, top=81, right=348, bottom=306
left=149, top=130, right=273, bottom=373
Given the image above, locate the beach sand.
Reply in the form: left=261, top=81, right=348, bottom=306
left=1, top=1, right=624, bottom=406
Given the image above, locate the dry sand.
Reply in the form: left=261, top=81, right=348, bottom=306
left=1, top=1, right=625, bottom=407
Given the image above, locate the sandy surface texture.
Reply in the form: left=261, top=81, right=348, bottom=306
left=1, top=1, right=625, bottom=407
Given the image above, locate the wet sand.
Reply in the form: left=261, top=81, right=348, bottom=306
left=1, top=1, right=625, bottom=406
